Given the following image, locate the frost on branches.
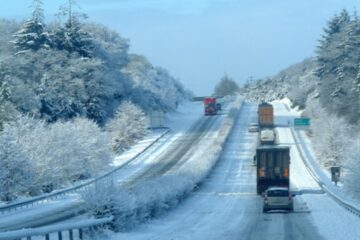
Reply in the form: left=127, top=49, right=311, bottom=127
left=0, top=130, right=35, bottom=201
left=3, top=116, right=113, bottom=194
left=107, top=101, right=148, bottom=154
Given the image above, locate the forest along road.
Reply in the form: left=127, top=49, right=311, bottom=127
left=0, top=102, right=226, bottom=232
left=115, top=102, right=360, bottom=240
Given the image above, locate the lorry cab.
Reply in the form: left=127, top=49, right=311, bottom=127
left=203, top=97, right=217, bottom=116
left=259, top=128, right=276, bottom=145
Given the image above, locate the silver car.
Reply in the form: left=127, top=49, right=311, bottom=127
left=263, top=187, right=294, bottom=213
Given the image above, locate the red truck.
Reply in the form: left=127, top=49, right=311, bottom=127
left=203, top=97, right=217, bottom=116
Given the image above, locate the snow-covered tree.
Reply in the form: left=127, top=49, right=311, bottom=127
left=124, top=54, right=187, bottom=112
left=316, top=9, right=360, bottom=124
left=5, top=115, right=112, bottom=191
left=53, top=0, right=93, bottom=57
left=213, top=74, right=239, bottom=97
left=0, top=81, right=10, bottom=130
left=31, top=0, right=44, bottom=23
left=1, top=3, right=188, bottom=124
left=84, top=23, right=130, bottom=68
left=0, top=20, right=19, bottom=56
left=305, top=98, right=350, bottom=167
left=41, top=118, right=112, bottom=185
left=345, top=134, right=360, bottom=194
left=0, top=130, right=35, bottom=201
left=107, top=101, right=148, bottom=153
left=12, top=0, right=51, bottom=53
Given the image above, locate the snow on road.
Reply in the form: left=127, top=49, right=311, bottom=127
left=113, top=102, right=259, bottom=240
left=112, top=101, right=360, bottom=240
left=3, top=99, right=360, bottom=240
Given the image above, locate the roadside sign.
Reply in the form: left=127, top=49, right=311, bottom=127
left=150, top=110, right=164, bottom=129
left=294, top=118, right=310, bottom=126
left=331, top=166, right=340, bottom=185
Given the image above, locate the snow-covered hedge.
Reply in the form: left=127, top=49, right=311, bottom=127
left=82, top=96, right=243, bottom=231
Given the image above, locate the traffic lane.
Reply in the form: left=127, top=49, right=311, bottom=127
left=246, top=209, right=325, bottom=240
left=115, top=191, right=324, bottom=240
left=121, top=112, right=222, bottom=185
left=115, top=102, right=259, bottom=240
left=303, top=193, right=360, bottom=240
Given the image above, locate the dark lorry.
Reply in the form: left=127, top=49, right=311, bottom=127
left=255, top=145, right=290, bottom=194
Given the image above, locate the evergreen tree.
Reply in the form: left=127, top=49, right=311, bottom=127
left=53, top=0, right=93, bottom=57
left=316, top=9, right=360, bottom=123
left=213, top=74, right=239, bottom=97
left=0, top=80, right=17, bottom=130
left=316, top=9, right=350, bottom=79
left=12, top=0, right=51, bottom=53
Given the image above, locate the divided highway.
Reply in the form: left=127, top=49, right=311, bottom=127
left=2, top=101, right=360, bottom=240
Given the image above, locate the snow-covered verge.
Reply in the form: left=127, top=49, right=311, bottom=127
left=294, top=129, right=360, bottom=214
left=0, top=128, right=168, bottom=212
left=301, top=98, right=360, bottom=203
left=82, top=96, right=244, bottom=232
left=272, top=98, right=360, bottom=218
left=276, top=99, right=360, bottom=209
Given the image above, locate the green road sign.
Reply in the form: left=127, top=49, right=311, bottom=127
left=294, top=118, right=310, bottom=126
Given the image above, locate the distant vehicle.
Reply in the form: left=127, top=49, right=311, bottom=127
left=203, top=97, right=217, bottom=116
left=255, top=145, right=290, bottom=194
left=216, top=103, right=222, bottom=111
left=259, top=128, right=276, bottom=145
left=248, top=123, right=259, bottom=132
left=258, top=102, right=274, bottom=128
left=263, top=186, right=294, bottom=213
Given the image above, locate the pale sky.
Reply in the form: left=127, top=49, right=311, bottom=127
left=2, top=0, right=360, bottom=95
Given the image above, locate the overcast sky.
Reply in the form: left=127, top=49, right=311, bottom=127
left=2, top=0, right=360, bottom=95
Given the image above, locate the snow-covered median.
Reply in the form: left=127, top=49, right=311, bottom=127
left=82, top=96, right=244, bottom=231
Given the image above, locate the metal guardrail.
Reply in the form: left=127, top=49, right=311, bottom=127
left=289, top=125, right=360, bottom=218
left=0, top=217, right=113, bottom=240
left=0, top=129, right=170, bottom=215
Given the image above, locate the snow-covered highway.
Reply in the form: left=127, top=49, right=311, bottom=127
left=113, top=102, right=360, bottom=240
left=1, top=100, right=360, bottom=240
